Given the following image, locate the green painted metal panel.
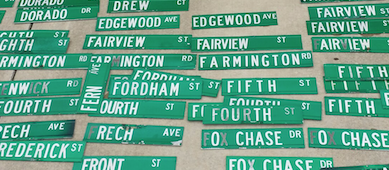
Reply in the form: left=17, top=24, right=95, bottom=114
left=0, top=10, right=5, bottom=23
left=18, top=0, right=99, bottom=8
left=307, top=19, right=389, bottom=35
left=323, top=78, right=389, bottom=93
left=324, top=64, right=389, bottom=81
left=322, top=164, right=389, bottom=170
left=0, top=30, right=69, bottom=38
left=187, top=102, right=222, bottom=121
left=0, top=0, right=15, bottom=8
left=0, top=37, right=69, bottom=53
left=312, top=37, right=389, bottom=53
left=107, top=0, right=189, bottom=13
left=325, top=96, right=389, bottom=117
left=0, top=54, right=91, bottom=69
left=96, top=15, right=179, bottom=31
left=380, top=90, right=389, bottom=109
left=308, top=3, right=389, bottom=20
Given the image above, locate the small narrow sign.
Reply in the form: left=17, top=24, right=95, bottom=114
left=96, top=15, right=180, bottom=31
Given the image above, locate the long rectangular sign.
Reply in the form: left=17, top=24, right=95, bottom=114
left=187, top=102, right=222, bottom=121
left=312, top=37, right=389, bottom=53
left=73, top=156, right=177, bottom=170
left=202, top=128, right=305, bottom=149
left=0, top=30, right=69, bottom=38
left=303, top=0, right=376, bottom=3
left=0, top=141, right=85, bottom=162
left=192, top=11, right=277, bottom=29
left=0, top=37, right=69, bottom=53
left=307, top=19, right=389, bottom=35
left=221, top=78, right=318, bottom=95
left=308, top=3, right=389, bottom=20
left=192, top=35, right=302, bottom=52
left=84, top=123, right=184, bottom=146
left=226, top=156, right=334, bottom=170
left=0, top=120, right=75, bottom=141
left=0, top=78, right=82, bottom=98
left=96, top=15, right=180, bottom=31
left=324, top=64, right=389, bottom=81
left=18, top=0, right=99, bottom=8
left=107, top=0, right=189, bottom=13
left=83, top=35, right=191, bottom=50
left=198, top=51, right=313, bottom=70
left=325, top=96, right=389, bottom=117
left=324, top=79, right=389, bottom=93
left=0, top=0, right=15, bottom=7
left=308, top=128, right=389, bottom=150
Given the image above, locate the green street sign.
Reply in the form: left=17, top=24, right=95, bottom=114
left=0, top=30, right=69, bottom=38
left=0, top=97, right=80, bottom=116
left=202, top=105, right=303, bottom=124
left=0, top=78, right=82, bottom=98
left=224, top=96, right=322, bottom=120
left=0, top=0, right=15, bottom=8
left=73, top=156, right=177, bottom=170
left=84, top=123, right=184, bottom=146
left=187, top=102, right=222, bottom=121
left=107, top=0, right=189, bottom=13
left=307, top=19, right=389, bottom=35
left=303, top=0, right=375, bottom=3
left=322, top=164, right=389, bottom=170
left=90, top=99, right=185, bottom=119
left=308, top=3, right=389, bottom=20
left=227, top=156, right=334, bottom=170
left=192, top=11, right=277, bottom=29
left=380, top=90, right=389, bottom=109
left=324, top=64, right=389, bottom=81
left=100, top=53, right=196, bottom=70
left=15, top=6, right=99, bottom=23
left=312, top=37, right=389, bottom=53
left=308, top=128, right=389, bottom=150
left=83, top=35, right=191, bottom=50
left=0, top=10, right=5, bottom=23
left=221, top=78, right=318, bottom=96
left=192, top=35, right=303, bottom=52
left=325, top=96, right=389, bottom=117
left=0, top=141, right=85, bottom=161
left=198, top=51, right=313, bottom=70
left=97, top=15, right=180, bottom=31
left=78, top=56, right=111, bottom=114
left=202, top=78, right=221, bottom=97
left=0, top=120, right=75, bottom=141
left=0, top=37, right=69, bottom=54
left=108, top=78, right=202, bottom=99
left=202, top=128, right=304, bottom=149
left=18, top=0, right=99, bottom=8
left=0, top=54, right=91, bottom=70
left=324, top=78, right=389, bottom=93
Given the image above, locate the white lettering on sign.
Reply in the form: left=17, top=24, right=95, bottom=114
left=98, top=16, right=163, bottom=30
left=112, top=82, right=180, bottom=97
left=0, top=39, right=34, bottom=52
left=337, top=65, right=389, bottom=79
left=95, top=126, right=133, bottom=141
left=235, top=131, right=283, bottom=146
left=313, top=38, right=370, bottom=51
left=19, top=0, right=65, bottom=7
left=211, top=107, right=272, bottom=122
left=0, top=125, right=30, bottom=139
left=113, top=0, right=150, bottom=11
left=81, top=158, right=125, bottom=170
left=48, top=122, right=65, bottom=130
left=111, top=55, right=164, bottom=68
left=100, top=100, right=139, bottom=115
left=132, top=70, right=195, bottom=81
left=263, top=159, right=314, bottom=170
left=341, top=132, right=389, bottom=148
left=226, top=80, right=277, bottom=93
left=19, top=9, right=68, bottom=21
left=162, top=128, right=181, bottom=137
left=310, top=21, right=368, bottom=33
left=86, top=36, right=146, bottom=48
left=0, top=142, right=82, bottom=159
left=79, top=86, right=102, bottom=112
left=315, top=5, right=376, bottom=19
left=0, top=99, right=52, bottom=114
left=327, top=99, right=376, bottom=114
left=0, top=55, right=66, bottom=68
left=228, top=159, right=255, bottom=170
left=196, top=38, right=249, bottom=50
left=193, top=14, right=264, bottom=28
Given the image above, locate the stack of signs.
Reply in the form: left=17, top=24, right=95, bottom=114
left=15, top=0, right=99, bottom=23
left=307, top=3, right=389, bottom=53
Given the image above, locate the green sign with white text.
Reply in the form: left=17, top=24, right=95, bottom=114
left=324, top=78, right=389, bottom=93
left=0, top=37, right=69, bottom=53
left=380, top=90, right=389, bottom=109
left=96, top=15, right=180, bottom=31
left=308, top=3, right=389, bottom=20
left=192, top=35, right=302, bottom=52
left=0, top=141, right=85, bottom=161
left=309, top=128, right=389, bottom=150
left=0, top=30, right=69, bottom=38
left=325, top=96, right=389, bottom=117
left=199, top=51, right=313, bottom=70
left=324, top=64, right=389, bottom=81
left=307, top=19, right=389, bottom=35
left=0, top=0, right=15, bottom=8
left=192, top=11, right=277, bottom=29
left=202, top=128, right=304, bottom=149
left=0, top=54, right=91, bottom=69
left=18, top=0, right=99, bottom=8
left=312, top=37, right=389, bottom=53
left=107, top=0, right=189, bottom=13
left=84, top=123, right=184, bottom=146
left=222, top=78, right=318, bottom=95
left=187, top=102, right=222, bottom=121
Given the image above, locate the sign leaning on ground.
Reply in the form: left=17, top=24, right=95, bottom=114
left=198, top=51, right=313, bottom=70
left=84, top=123, right=184, bottom=146
left=312, top=37, right=389, bottom=53
left=202, top=128, right=305, bottom=149
left=226, top=156, right=334, bottom=170
left=308, top=3, right=389, bottom=20
left=192, top=35, right=302, bottom=52
left=0, top=141, right=86, bottom=162
left=192, top=11, right=277, bottom=29
left=325, top=96, right=389, bottom=117
left=324, top=64, right=389, bottom=81
left=83, top=34, right=191, bottom=50
left=323, top=78, right=389, bottom=93
left=0, top=120, right=75, bottom=141
left=307, top=19, right=389, bottom=35
left=107, top=0, right=189, bottom=13
left=18, top=0, right=99, bottom=8
left=221, top=77, right=318, bottom=95
left=0, top=37, right=69, bottom=53
left=309, top=128, right=389, bottom=150
left=73, top=156, right=177, bottom=170
left=0, top=54, right=91, bottom=69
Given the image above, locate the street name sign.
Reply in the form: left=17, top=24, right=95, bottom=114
left=187, top=102, right=222, bottom=121
left=312, top=37, right=389, bottom=53
left=0, top=37, right=69, bottom=53
left=324, top=64, right=389, bottom=81
left=308, top=3, right=389, bottom=20
left=324, top=78, right=389, bottom=93
left=0, top=54, right=91, bottom=69
left=0, top=30, right=69, bottom=38
left=107, top=0, right=189, bottom=13
left=18, top=0, right=99, bottom=8
left=307, top=19, right=389, bottom=35
left=96, top=15, right=180, bottom=31
left=325, top=96, right=389, bottom=117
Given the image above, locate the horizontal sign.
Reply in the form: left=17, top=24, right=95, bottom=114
left=0, top=97, right=80, bottom=116
left=312, top=37, right=389, bottom=53
left=192, top=11, right=277, bottom=29
left=199, top=51, right=313, bottom=70
left=0, top=10, right=4, bottom=23
left=224, top=96, right=322, bottom=120
left=325, top=96, right=389, bottom=117
left=0, top=30, right=69, bottom=38
left=381, top=90, right=389, bottom=109
left=202, top=128, right=304, bottom=149
left=108, top=79, right=202, bottom=99
left=192, top=35, right=302, bottom=52
left=308, top=3, right=389, bottom=20
left=84, top=123, right=184, bottom=146
left=303, top=0, right=375, bottom=3
left=15, top=6, right=99, bottom=23
left=0, top=54, right=91, bottom=69
left=322, top=164, right=389, bottom=170
left=187, top=102, right=222, bottom=121
left=309, top=128, right=389, bottom=150
left=107, top=0, right=189, bottom=13
left=96, top=15, right=179, bottom=31
left=0, top=0, right=15, bottom=7
left=73, top=156, right=177, bottom=170
left=0, top=37, right=69, bottom=53
left=90, top=99, right=185, bottom=119
left=324, top=79, right=389, bottom=93
left=84, top=35, right=191, bottom=50
left=227, top=156, right=333, bottom=170
left=307, top=19, right=389, bottom=35
left=324, top=64, right=389, bottom=81
left=18, top=0, right=99, bottom=8
left=0, top=141, right=85, bottom=161
left=0, top=78, right=82, bottom=98
left=202, top=106, right=303, bottom=124
left=0, top=120, right=74, bottom=141
left=221, top=78, right=318, bottom=95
